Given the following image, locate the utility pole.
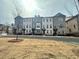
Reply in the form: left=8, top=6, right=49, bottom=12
left=74, top=0, right=79, bottom=14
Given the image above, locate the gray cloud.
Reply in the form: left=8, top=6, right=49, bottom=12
left=0, top=0, right=78, bottom=24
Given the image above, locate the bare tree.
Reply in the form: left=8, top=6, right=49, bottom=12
left=53, top=26, right=58, bottom=36
left=6, top=26, right=9, bottom=34
left=42, top=27, right=46, bottom=35
left=32, top=28, right=35, bottom=35
left=12, top=0, right=22, bottom=40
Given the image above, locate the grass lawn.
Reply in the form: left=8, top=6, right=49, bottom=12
left=0, top=38, right=79, bottom=59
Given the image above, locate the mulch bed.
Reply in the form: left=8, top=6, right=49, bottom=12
left=8, top=39, right=23, bottom=43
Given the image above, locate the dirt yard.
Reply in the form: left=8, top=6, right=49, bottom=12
left=0, top=38, right=79, bottom=59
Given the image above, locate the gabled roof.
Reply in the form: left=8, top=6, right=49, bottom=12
left=65, top=16, right=73, bottom=21
left=66, top=14, right=79, bottom=22
left=54, top=13, right=66, bottom=17
left=15, top=16, right=23, bottom=19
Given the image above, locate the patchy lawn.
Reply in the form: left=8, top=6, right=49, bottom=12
left=0, top=38, right=79, bottom=59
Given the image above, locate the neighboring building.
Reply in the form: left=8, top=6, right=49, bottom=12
left=8, top=24, right=14, bottom=34
left=0, top=24, right=13, bottom=35
left=53, top=13, right=66, bottom=35
left=42, top=17, right=53, bottom=35
left=65, top=14, right=79, bottom=36
left=15, top=13, right=66, bottom=35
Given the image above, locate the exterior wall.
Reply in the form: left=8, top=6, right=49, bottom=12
left=42, top=17, right=53, bottom=35
left=32, top=15, right=42, bottom=34
left=15, top=16, right=23, bottom=28
left=23, top=18, right=32, bottom=34
left=53, top=13, right=66, bottom=35
left=77, top=16, right=79, bottom=30
left=65, top=17, right=79, bottom=34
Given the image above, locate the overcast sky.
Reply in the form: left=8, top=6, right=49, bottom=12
left=0, top=0, right=78, bottom=24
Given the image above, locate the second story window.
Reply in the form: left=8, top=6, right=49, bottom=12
left=36, top=23, right=41, bottom=29
left=26, top=25, right=28, bottom=28
left=47, top=25, right=48, bottom=28
left=59, top=24, right=63, bottom=28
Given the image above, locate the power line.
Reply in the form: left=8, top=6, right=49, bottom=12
left=74, top=0, right=79, bottom=14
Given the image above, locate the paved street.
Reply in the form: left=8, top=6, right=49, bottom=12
left=0, top=35, right=79, bottom=45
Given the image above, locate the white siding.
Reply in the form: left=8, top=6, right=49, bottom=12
left=42, top=17, right=53, bottom=35
left=23, top=18, right=32, bottom=34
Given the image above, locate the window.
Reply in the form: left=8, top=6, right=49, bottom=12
left=29, top=30, right=31, bottom=32
left=37, top=26, right=40, bottom=28
left=47, top=30, right=49, bottom=33
left=47, top=25, right=48, bottom=28
left=36, top=23, right=41, bottom=29
left=69, top=29, right=71, bottom=32
left=60, top=18, right=63, bottom=22
left=26, top=25, right=28, bottom=28
left=47, top=19, right=48, bottom=22
left=74, top=25, right=76, bottom=29
left=50, top=30, right=52, bottom=34
left=26, top=30, right=28, bottom=32
left=50, top=24, right=52, bottom=28
left=58, top=32, right=60, bottom=34
left=59, top=24, right=63, bottom=28
left=37, top=30, right=40, bottom=32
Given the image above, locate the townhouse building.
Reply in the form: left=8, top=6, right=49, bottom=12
left=53, top=13, right=66, bottom=35
left=23, top=18, right=32, bottom=34
left=42, top=17, right=53, bottom=35
left=15, top=13, right=66, bottom=35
